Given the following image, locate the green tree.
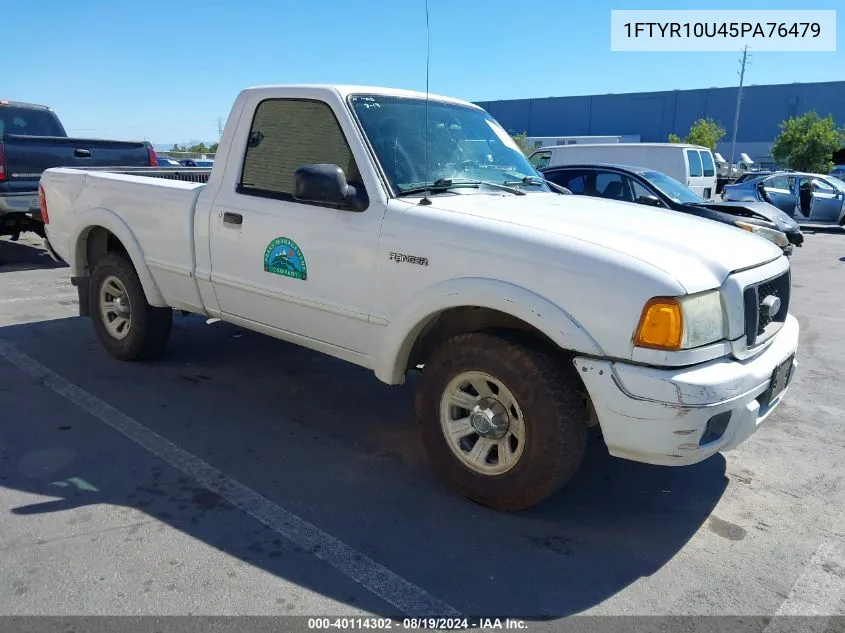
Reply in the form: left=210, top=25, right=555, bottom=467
left=668, top=118, right=725, bottom=150
left=510, top=132, right=534, bottom=156
left=771, top=111, right=845, bottom=173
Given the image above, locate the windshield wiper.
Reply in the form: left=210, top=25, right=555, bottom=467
left=503, top=175, right=572, bottom=195
left=397, top=178, right=526, bottom=197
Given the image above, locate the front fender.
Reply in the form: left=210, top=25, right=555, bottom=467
left=374, top=277, right=605, bottom=384
left=69, top=207, right=167, bottom=307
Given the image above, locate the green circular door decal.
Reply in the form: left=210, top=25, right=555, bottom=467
left=263, top=237, right=307, bottom=280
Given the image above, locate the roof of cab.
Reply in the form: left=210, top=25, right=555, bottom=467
left=0, top=99, right=52, bottom=110
left=239, top=84, right=482, bottom=109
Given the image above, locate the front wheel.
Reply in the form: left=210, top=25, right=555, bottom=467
left=415, top=332, right=588, bottom=511
left=89, top=252, right=172, bottom=360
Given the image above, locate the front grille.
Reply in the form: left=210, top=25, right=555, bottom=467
left=743, top=270, right=791, bottom=347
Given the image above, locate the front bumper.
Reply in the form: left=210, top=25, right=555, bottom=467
left=574, top=314, right=800, bottom=466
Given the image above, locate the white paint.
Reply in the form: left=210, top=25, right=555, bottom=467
left=763, top=541, right=845, bottom=632
left=0, top=340, right=460, bottom=618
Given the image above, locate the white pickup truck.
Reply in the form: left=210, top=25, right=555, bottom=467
left=40, top=85, right=800, bottom=511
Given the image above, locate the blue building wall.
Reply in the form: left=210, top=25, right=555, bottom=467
left=475, top=81, right=845, bottom=158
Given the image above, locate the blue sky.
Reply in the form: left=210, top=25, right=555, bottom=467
left=5, top=0, right=842, bottom=146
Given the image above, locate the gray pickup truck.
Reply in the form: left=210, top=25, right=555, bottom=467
left=0, top=99, right=156, bottom=241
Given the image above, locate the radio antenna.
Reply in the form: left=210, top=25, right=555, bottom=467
left=419, top=0, right=432, bottom=206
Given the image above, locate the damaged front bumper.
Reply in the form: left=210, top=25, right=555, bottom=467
left=574, top=314, right=800, bottom=466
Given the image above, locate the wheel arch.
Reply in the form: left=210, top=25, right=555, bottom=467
left=70, top=208, right=166, bottom=308
left=374, top=278, right=604, bottom=385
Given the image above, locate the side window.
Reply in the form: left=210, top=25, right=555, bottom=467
left=812, top=179, right=835, bottom=194
left=595, top=171, right=633, bottom=202
left=239, top=99, right=362, bottom=200
left=699, top=151, right=715, bottom=177
left=767, top=175, right=790, bottom=190
left=546, top=170, right=587, bottom=194
left=529, top=151, right=551, bottom=169
left=630, top=179, right=657, bottom=203
left=686, top=150, right=703, bottom=178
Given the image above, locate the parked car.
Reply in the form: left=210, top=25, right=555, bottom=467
left=723, top=171, right=845, bottom=226
left=178, top=158, right=214, bottom=168
left=529, top=142, right=718, bottom=199
left=0, top=99, right=157, bottom=240
left=40, top=84, right=799, bottom=511
left=540, top=163, right=802, bottom=255
left=829, top=165, right=845, bottom=180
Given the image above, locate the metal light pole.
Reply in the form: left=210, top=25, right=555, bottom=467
left=729, top=45, right=750, bottom=173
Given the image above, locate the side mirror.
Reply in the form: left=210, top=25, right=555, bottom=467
left=293, top=164, right=365, bottom=211
left=636, top=194, right=662, bottom=207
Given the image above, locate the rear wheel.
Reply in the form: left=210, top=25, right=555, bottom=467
left=89, top=252, right=172, bottom=360
left=415, top=332, right=588, bottom=511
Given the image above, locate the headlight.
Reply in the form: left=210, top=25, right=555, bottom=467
left=634, top=290, right=725, bottom=351
left=735, top=221, right=789, bottom=248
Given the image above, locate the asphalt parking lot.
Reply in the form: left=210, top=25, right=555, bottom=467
left=1, top=231, right=844, bottom=625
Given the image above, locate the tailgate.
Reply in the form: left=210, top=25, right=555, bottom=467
left=1, top=135, right=151, bottom=181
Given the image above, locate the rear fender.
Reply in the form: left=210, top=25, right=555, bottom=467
left=374, top=277, right=604, bottom=385
left=69, top=207, right=166, bottom=307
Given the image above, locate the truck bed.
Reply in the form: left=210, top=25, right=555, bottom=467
left=42, top=167, right=209, bottom=313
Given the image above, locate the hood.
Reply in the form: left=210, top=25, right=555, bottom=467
left=693, top=200, right=800, bottom=233
left=426, top=192, right=783, bottom=293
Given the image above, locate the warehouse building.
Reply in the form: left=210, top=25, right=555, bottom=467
left=475, top=80, right=845, bottom=168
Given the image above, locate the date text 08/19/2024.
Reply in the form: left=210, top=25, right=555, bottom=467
left=307, top=618, right=528, bottom=630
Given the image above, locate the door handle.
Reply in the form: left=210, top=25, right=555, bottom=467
left=73, top=148, right=92, bottom=158
left=222, top=212, right=243, bottom=226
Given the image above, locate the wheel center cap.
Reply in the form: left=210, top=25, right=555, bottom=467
left=114, top=296, right=130, bottom=316
left=470, top=397, right=510, bottom=440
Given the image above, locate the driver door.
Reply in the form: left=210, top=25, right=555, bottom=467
left=759, top=175, right=796, bottom=214
left=809, top=178, right=843, bottom=222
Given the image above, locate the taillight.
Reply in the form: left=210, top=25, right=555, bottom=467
left=0, top=142, right=6, bottom=182
left=147, top=146, right=158, bottom=167
left=39, top=184, right=49, bottom=224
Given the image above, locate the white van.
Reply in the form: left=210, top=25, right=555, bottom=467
left=529, top=143, right=718, bottom=199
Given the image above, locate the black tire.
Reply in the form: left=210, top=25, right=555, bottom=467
left=415, top=332, right=588, bottom=511
left=89, top=252, right=172, bottom=361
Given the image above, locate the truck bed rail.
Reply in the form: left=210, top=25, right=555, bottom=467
left=64, top=166, right=212, bottom=184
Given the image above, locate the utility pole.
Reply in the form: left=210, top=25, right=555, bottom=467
left=217, top=117, right=224, bottom=141
left=729, top=45, right=751, bottom=172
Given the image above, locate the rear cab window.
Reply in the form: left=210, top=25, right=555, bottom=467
left=0, top=105, right=65, bottom=137
left=686, top=149, right=703, bottom=178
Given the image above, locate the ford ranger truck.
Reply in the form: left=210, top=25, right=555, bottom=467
left=38, top=85, right=800, bottom=511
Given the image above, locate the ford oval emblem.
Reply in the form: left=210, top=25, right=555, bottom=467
left=761, top=295, right=781, bottom=318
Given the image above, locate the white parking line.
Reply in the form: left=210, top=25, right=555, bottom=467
left=0, top=339, right=460, bottom=618
left=763, top=541, right=845, bottom=633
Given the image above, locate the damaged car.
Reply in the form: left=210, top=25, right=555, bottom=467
left=540, top=163, right=803, bottom=255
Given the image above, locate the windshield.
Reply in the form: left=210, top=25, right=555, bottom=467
left=641, top=170, right=704, bottom=204
left=348, top=94, right=546, bottom=194
left=822, top=176, right=845, bottom=191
